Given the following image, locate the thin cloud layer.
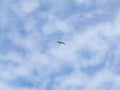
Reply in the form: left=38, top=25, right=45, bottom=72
left=0, top=0, right=120, bottom=90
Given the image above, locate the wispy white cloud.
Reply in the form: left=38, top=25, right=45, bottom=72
left=42, top=14, right=73, bottom=35
left=75, top=0, right=91, bottom=5
left=20, top=0, right=40, bottom=13
left=0, top=0, right=120, bottom=90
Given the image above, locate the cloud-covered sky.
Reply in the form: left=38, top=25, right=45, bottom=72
left=0, top=0, right=120, bottom=90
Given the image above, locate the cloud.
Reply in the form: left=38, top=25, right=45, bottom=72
left=0, top=0, right=120, bottom=90
left=41, top=14, right=73, bottom=35
left=75, top=0, right=91, bottom=5
left=20, top=0, right=40, bottom=13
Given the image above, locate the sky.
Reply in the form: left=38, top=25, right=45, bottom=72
left=0, top=0, right=120, bottom=90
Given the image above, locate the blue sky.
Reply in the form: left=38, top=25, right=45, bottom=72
left=0, top=0, right=120, bottom=90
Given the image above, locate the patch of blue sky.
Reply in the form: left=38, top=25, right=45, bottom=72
left=69, top=1, right=119, bottom=26
left=103, top=51, right=115, bottom=65
left=65, top=85, right=83, bottom=90
left=37, top=60, right=73, bottom=77
left=79, top=40, right=120, bottom=76
left=46, top=63, right=73, bottom=90
left=0, top=9, right=26, bottom=38
left=23, top=12, right=47, bottom=32
left=29, top=60, right=73, bottom=90
left=31, top=14, right=47, bottom=29
left=0, top=39, right=28, bottom=57
left=78, top=48, right=97, bottom=60
left=68, top=12, right=115, bottom=31
left=10, top=77, right=38, bottom=88
left=0, top=39, right=15, bottom=54
left=46, top=31, right=65, bottom=42
left=77, top=47, right=107, bottom=75
left=102, top=48, right=120, bottom=74
left=0, top=59, right=19, bottom=69
left=37, top=0, right=52, bottom=12
left=109, top=55, right=120, bottom=74
left=52, top=0, right=119, bottom=21
left=53, top=63, right=73, bottom=76
left=96, top=0, right=120, bottom=10
left=15, top=46, right=29, bottom=57
left=0, top=0, right=13, bottom=10
left=98, top=81, right=114, bottom=90
left=80, top=60, right=106, bottom=76
left=53, top=0, right=96, bottom=20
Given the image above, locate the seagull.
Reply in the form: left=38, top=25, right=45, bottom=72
left=57, top=41, right=66, bottom=45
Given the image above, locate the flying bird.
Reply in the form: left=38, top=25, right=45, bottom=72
left=57, top=41, right=66, bottom=45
